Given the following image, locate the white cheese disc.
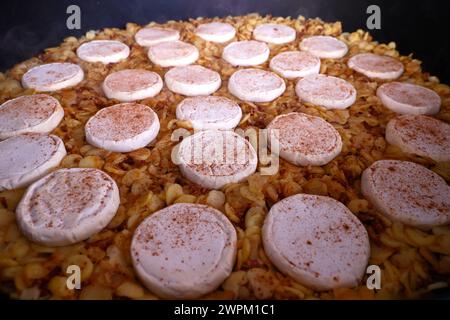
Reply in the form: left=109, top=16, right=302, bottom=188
left=177, top=130, right=258, bottom=189
left=85, top=102, right=160, bottom=153
left=0, top=134, right=66, bottom=191
left=131, top=203, right=237, bottom=299
left=269, top=51, right=321, bottom=79
left=228, top=68, right=286, bottom=103
left=164, top=65, right=221, bottom=96
left=135, top=27, right=180, bottom=46
left=253, top=23, right=296, bottom=44
left=361, top=160, right=450, bottom=228
left=102, top=69, right=163, bottom=102
left=76, top=40, right=130, bottom=64
left=262, top=194, right=370, bottom=291
left=176, top=96, right=242, bottom=130
left=386, top=115, right=450, bottom=162
left=299, top=35, right=348, bottom=59
left=16, top=168, right=120, bottom=246
left=348, top=53, right=404, bottom=80
left=0, top=94, right=64, bottom=140
left=222, top=40, right=270, bottom=66
left=147, top=40, right=199, bottom=67
left=377, top=82, right=441, bottom=115
left=295, top=74, right=356, bottom=109
left=22, top=63, right=84, bottom=92
left=195, top=22, right=236, bottom=43
left=267, top=112, right=342, bottom=166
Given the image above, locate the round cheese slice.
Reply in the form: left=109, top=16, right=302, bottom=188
left=269, top=51, right=321, bottom=79
left=386, top=115, right=450, bottom=162
left=147, top=40, right=199, bottom=67
left=177, top=130, right=257, bottom=189
left=85, top=103, right=160, bottom=153
left=22, top=63, right=84, bottom=92
left=253, top=23, right=296, bottom=44
left=267, top=112, right=342, bottom=166
left=102, top=69, right=163, bottom=102
left=16, top=168, right=120, bottom=246
left=76, top=40, right=130, bottom=64
left=295, top=74, right=356, bottom=109
left=164, top=65, right=221, bottom=96
left=222, top=40, right=270, bottom=66
left=377, top=82, right=441, bottom=115
left=176, top=96, right=242, bottom=130
left=348, top=53, right=404, bottom=80
left=195, top=22, right=236, bottom=43
left=0, top=94, right=64, bottom=140
left=299, top=35, right=348, bottom=59
left=228, top=68, right=286, bottom=103
left=361, top=160, right=450, bottom=228
left=262, top=194, right=370, bottom=291
left=131, top=203, right=237, bottom=299
left=134, top=27, right=180, bottom=46
left=0, top=134, right=66, bottom=191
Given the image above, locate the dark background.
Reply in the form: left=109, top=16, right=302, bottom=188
left=0, top=0, right=449, bottom=82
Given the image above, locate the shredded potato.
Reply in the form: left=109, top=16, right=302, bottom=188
left=0, top=13, right=449, bottom=300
